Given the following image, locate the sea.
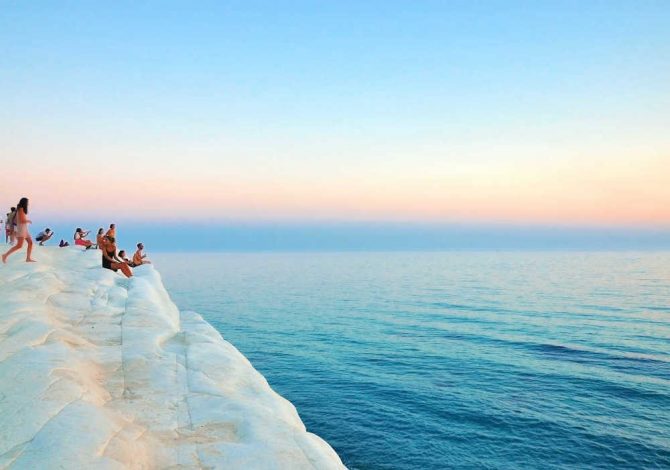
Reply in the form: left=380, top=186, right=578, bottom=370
left=153, top=251, right=670, bottom=469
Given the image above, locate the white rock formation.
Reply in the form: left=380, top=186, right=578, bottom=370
left=0, top=247, right=344, bottom=469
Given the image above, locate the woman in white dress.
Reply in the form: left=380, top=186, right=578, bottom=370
left=2, top=197, right=36, bottom=263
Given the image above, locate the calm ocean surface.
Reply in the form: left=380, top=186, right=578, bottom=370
left=153, top=252, right=670, bottom=469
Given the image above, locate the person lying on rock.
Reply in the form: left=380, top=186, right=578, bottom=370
left=132, top=243, right=151, bottom=267
left=35, top=228, right=54, bottom=246
left=102, top=237, right=133, bottom=278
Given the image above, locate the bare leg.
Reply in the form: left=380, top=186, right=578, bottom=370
left=113, top=262, right=133, bottom=278
left=3, top=238, right=25, bottom=263
left=44, top=234, right=53, bottom=245
left=26, top=236, right=36, bottom=262
left=121, top=263, right=133, bottom=278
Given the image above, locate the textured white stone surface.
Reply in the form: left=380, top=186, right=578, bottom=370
left=0, top=247, right=344, bottom=469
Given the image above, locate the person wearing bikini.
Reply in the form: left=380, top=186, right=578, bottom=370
left=2, top=198, right=36, bottom=263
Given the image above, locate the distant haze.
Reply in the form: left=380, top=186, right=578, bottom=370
left=32, top=220, right=670, bottom=252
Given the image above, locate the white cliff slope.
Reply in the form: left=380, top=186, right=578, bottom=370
left=0, top=247, right=345, bottom=469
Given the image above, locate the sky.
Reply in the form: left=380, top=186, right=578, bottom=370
left=1, top=1, right=669, bottom=249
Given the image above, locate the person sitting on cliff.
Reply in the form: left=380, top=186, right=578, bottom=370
left=105, top=223, right=116, bottom=239
left=35, top=228, right=54, bottom=246
left=118, top=250, right=132, bottom=264
left=132, top=243, right=151, bottom=267
left=96, top=228, right=105, bottom=249
left=74, top=228, right=94, bottom=249
left=102, top=237, right=133, bottom=278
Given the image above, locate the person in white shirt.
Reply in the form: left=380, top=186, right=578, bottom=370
left=35, top=228, right=54, bottom=246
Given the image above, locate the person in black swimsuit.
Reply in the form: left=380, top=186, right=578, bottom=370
left=101, top=236, right=133, bottom=278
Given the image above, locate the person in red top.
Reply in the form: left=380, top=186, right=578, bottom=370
left=2, top=198, right=36, bottom=263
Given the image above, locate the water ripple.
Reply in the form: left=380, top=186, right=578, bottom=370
left=155, top=251, right=670, bottom=469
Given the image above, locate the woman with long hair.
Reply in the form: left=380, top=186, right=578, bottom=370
left=96, top=228, right=105, bottom=250
left=2, top=198, right=36, bottom=263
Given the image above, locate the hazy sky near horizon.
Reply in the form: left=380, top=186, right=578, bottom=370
left=1, top=1, right=669, bottom=227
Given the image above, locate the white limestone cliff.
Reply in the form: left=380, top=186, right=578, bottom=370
left=0, top=247, right=344, bottom=469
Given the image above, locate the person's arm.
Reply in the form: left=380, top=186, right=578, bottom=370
left=112, top=247, right=123, bottom=263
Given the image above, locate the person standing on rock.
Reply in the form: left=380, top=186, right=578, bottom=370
left=5, top=206, right=16, bottom=245
left=2, top=198, right=36, bottom=263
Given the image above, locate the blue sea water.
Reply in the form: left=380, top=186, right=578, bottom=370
left=153, top=251, right=670, bottom=469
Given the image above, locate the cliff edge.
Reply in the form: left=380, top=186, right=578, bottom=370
left=0, top=247, right=344, bottom=469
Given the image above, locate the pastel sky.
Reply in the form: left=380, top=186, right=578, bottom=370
left=1, top=1, right=669, bottom=227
